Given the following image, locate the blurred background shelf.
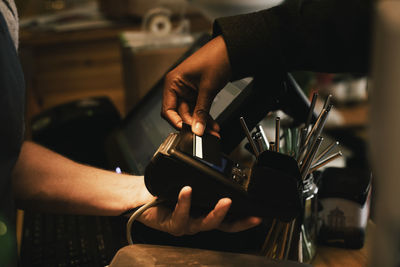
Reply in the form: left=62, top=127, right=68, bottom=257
left=18, top=0, right=212, bottom=124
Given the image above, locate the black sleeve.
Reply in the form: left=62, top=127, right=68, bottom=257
left=213, top=0, right=373, bottom=80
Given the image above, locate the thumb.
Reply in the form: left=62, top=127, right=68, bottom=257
left=192, top=88, right=215, bottom=136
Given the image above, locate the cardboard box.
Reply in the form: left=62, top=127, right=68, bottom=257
left=120, top=32, right=193, bottom=112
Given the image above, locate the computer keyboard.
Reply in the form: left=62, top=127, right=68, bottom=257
left=20, top=212, right=127, bottom=267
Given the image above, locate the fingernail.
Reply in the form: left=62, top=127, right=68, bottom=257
left=221, top=198, right=232, bottom=206
left=193, top=122, right=205, bottom=136
left=182, top=186, right=192, bottom=194
left=218, top=198, right=232, bottom=210
left=179, top=186, right=192, bottom=200
left=250, top=217, right=262, bottom=225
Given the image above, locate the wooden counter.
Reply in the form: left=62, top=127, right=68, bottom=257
left=313, top=222, right=373, bottom=267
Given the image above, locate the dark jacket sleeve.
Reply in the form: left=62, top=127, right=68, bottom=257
left=213, top=0, right=372, bottom=80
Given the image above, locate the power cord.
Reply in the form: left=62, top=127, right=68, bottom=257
left=126, top=198, right=164, bottom=245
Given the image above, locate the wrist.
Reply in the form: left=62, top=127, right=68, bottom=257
left=206, top=35, right=232, bottom=82
left=121, top=175, right=156, bottom=215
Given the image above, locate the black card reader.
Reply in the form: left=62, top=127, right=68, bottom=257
left=145, top=124, right=302, bottom=221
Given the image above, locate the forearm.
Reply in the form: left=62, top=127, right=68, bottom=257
left=11, top=142, right=261, bottom=236
left=12, top=141, right=154, bottom=216
left=214, top=0, right=372, bottom=79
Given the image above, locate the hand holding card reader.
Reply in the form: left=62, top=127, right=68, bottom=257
left=145, top=124, right=302, bottom=221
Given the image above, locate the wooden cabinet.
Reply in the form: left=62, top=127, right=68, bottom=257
left=20, top=25, right=139, bottom=120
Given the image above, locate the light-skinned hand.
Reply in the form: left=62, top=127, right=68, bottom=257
left=138, top=186, right=262, bottom=236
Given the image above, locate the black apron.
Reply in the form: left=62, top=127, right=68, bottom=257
left=0, top=8, right=25, bottom=267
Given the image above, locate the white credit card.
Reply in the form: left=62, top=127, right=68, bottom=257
left=194, top=134, right=203, bottom=159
